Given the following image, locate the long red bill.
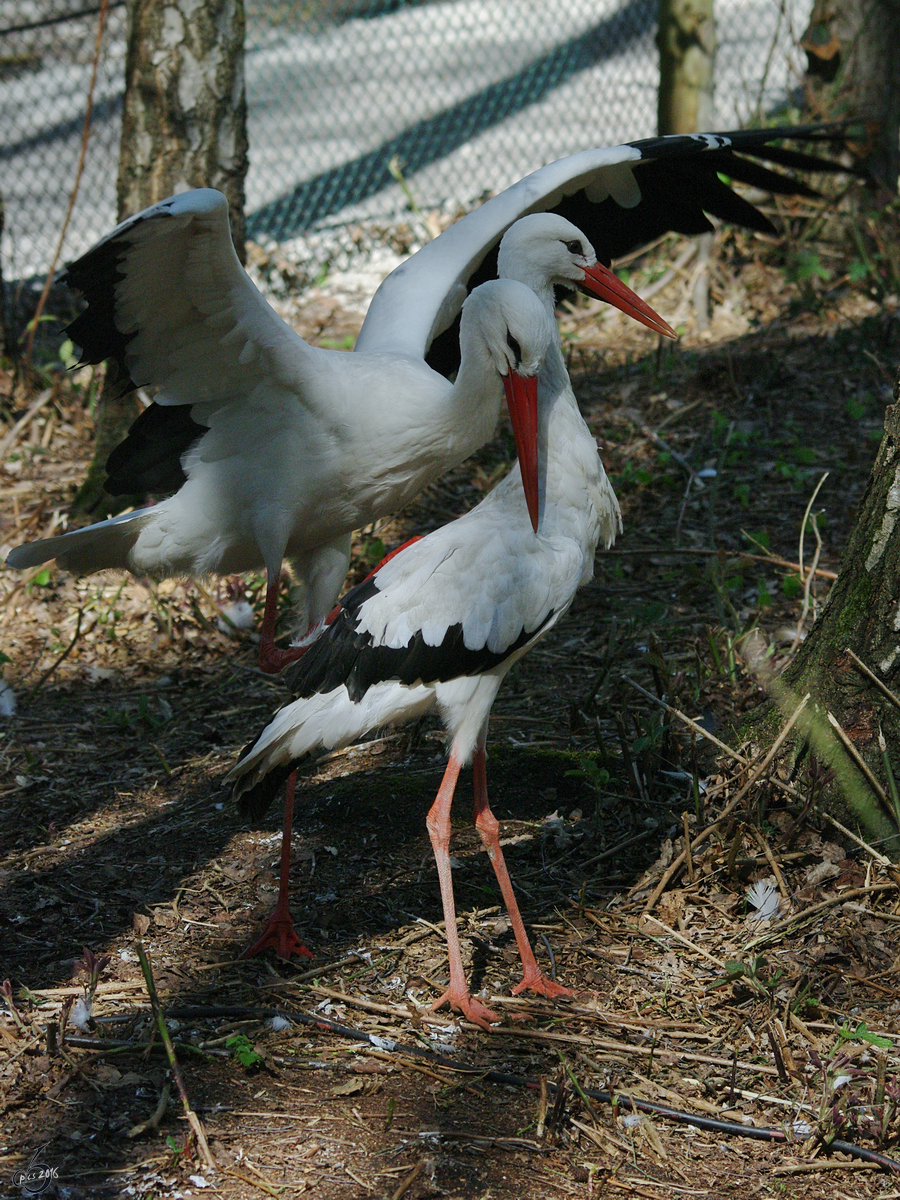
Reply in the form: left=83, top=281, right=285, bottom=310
left=502, top=370, right=540, bottom=533
left=579, top=262, right=677, bottom=339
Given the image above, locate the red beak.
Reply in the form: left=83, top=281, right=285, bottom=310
left=579, top=262, right=677, bottom=339
left=503, top=370, right=540, bottom=533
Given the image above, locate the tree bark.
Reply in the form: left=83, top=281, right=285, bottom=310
left=657, top=0, right=716, bottom=136
left=71, top=0, right=248, bottom=517
left=743, top=378, right=900, bottom=846
left=117, top=0, right=248, bottom=256
left=802, top=0, right=900, bottom=192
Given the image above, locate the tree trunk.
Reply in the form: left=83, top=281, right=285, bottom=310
left=802, top=0, right=900, bottom=191
left=71, top=0, right=248, bottom=518
left=657, top=0, right=716, bottom=136
left=657, top=0, right=715, bottom=329
left=743, top=378, right=900, bottom=847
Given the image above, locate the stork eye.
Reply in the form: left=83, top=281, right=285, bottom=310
left=563, top=239, right=583, bottom=255
left=506, top=331, right=522, bottom=365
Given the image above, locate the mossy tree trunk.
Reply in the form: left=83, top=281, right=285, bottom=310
left=745, top=377, right=900, bottom=846
left=801, top=0, right=900, bottom=191
left=71, top=0, right=248, bottom=518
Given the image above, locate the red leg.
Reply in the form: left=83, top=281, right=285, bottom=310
left=426, top=753, right=501, bottom=1029
left=257, top=580, right=312, bottom=674
left=243, top=772, right=314, bottom=960
left=472, top=746, right=571, bottom=999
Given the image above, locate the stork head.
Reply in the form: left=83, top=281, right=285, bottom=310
left=462, top=279, right=554, bottom=533
left=498, top=213, right=676, bottom=340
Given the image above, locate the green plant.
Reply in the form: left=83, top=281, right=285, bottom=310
left=564, top=753, right=610, bottom=795
left=836, top=1020, right=892, bottom=1051
left=709, top=954, right=782, bottom=996
left=165, top=1135, right=184, bottom=1163
left=226, top=1033, right=263, bottom=1068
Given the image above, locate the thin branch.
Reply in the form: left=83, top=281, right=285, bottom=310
left=135, top=942, right=216, bottom=1174
left=826, top=710, right=892, bottom=810
left=846, top=648, right=900, bottom=712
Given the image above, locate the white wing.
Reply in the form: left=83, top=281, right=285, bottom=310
left=65, top=189, right=310, bottom=413
left=356, top=125, right=844, bottom=360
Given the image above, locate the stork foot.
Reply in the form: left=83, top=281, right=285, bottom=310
left=258, top=642, right=310, bottom=675
left=431, top=988, right=501, bottom=1031
left=242, top=911, right=314, bottom=961
left=511, top=967, right=572, bottom=999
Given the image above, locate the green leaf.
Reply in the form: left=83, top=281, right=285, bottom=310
left=226, top=1032, right=263, bottom=1068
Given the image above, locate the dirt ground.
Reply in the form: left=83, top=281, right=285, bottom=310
left=4, top=209, right=900, bottom=1199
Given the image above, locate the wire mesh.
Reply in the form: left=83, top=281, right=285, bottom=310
left=1, top=0, right=811, bottom=290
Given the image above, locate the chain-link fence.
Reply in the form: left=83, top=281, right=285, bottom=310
left=2, top=0, right=811, bottom=291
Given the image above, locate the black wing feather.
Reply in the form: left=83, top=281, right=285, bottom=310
left=104, top=402, right=206, bottom=497
left=284, top=574, right=553, bottom=702
left=64, top=235, right=139, bottom=392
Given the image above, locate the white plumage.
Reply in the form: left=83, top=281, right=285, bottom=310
left=5, top=127, right=839, bottom=670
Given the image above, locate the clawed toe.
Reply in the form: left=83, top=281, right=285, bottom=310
left=242, top=916, right=314, bottom=961
left=431, top=988, right=501, bottom=1031
left=511, top=970, right=572, bottom=999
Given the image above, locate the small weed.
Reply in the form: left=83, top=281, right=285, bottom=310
left=104, top=694, right=171, bottom=732
left=611, top=459, right=654, bottom=490
left=227, top=1033, right=263, bottom=1068
left=836, top=1020, right=892, bottom=1051
left=165, top=1135, right=184, bottom=1164
left=564, top=754, right=610, bottom=796
left=785, top=248, right=830, bottom=286
left=26, top=568, right=52, bottom=592
left=709, top=954, right=782, bottom=996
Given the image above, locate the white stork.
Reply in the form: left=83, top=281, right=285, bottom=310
left=5, top=126, right=843, bottom=671
left=229, top=264, right=674, bottom=1025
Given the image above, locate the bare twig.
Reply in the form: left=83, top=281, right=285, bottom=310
left=792, top=472, right=829, bottom=650
left=821, top=812, right=892, bottom=866
left=26, top=609, right=88, bottom=700
left=126, top=1081, right=171, bottom=1139
left=135, top=942, right=216, bottom=1174
left=746, top=883, right=897, bottom=948
left=0, top=389, right=55, bottom=461
left=846, top=648, right=900, bottom=712
left=826, top=710, right=892, bottom=809
left=391, top=1159, right=428, bottom=1200
left=639, top=693, right=810, bottom=912
left=640, top=915, right=727, bottom=969
left=751, top=827, right=789, bottom=903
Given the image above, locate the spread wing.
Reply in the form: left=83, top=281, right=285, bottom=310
left=356, top=124, right=852, bottom=369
